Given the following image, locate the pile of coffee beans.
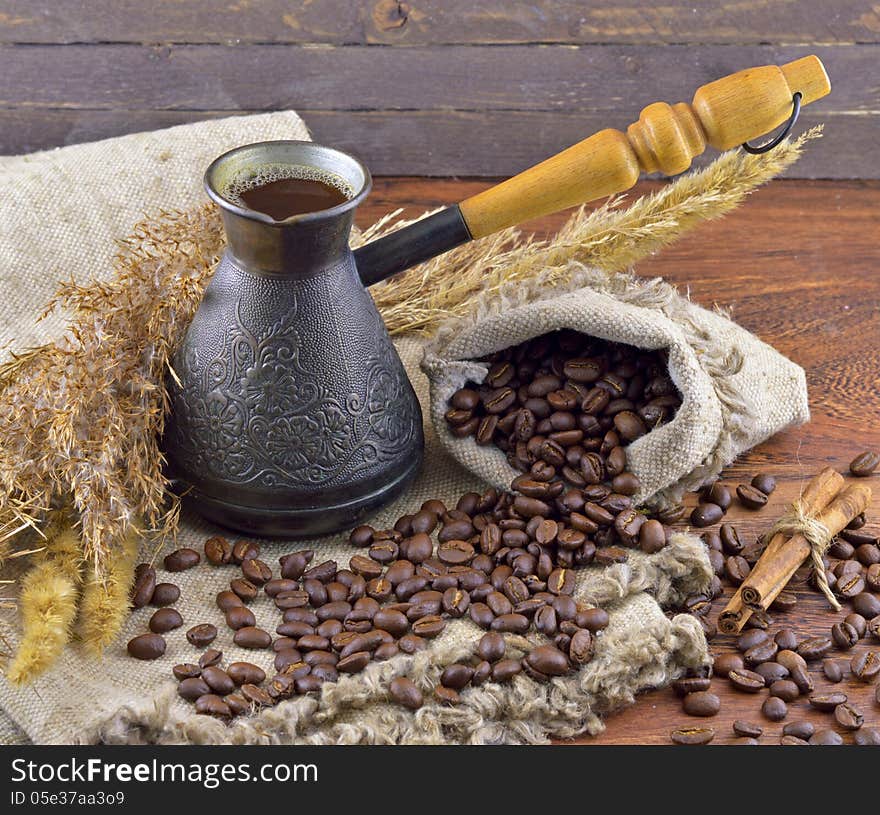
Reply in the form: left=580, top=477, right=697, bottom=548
left=445, top=330, right=679, bottom=503
left=128, top=481, right=619, bottom=719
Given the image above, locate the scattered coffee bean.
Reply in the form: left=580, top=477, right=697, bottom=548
left=851, top=650, right=880, bottom=682
left=389, top=677, right=423, bottom=710
left=670, top=727, right=714, bottom=745
left=130, top=563, right=156, bottom=608
left=728, top=668, right=766, bottom=693
left=809, top=729, right=843, bottom=745
left=733, top=720, right=763, bottom=738
left=198, top=649, right=222, bottom=669
left=809, top=692, right=847, bottom=712
left=173, top=663, right=201, bottom=680
left=850, top=450, right=880, bottom=477
left=195, top=694, right=231, bottom=718
left=682, top=691, right=720, bottom=717
left=230, top=578, right=259, bottom=602
left=691, top=503, right=723, bottom=528
left=713, top=653, right=743, bottom=678
left=178, top=677, right=210, bottom=701
left=127, top=632, right=166, bottom=660
left=769, top=679, right=800, bottom=702
left=831, top=621, right=859, bottom=650
left=854, top=727, right=880, bottom=746
left=823, top=659, right=844, bottom=683
left=834, top=701, right=864, bottom=730
left=225, top=606, right=256, bottom=631
left=231, top=540, right=260, bottom=565
left=761, top=696, right=787, bottom=721
left=672, top=676, right=712, bottom=696
left=150, top=582, right=180, bottom=607
left=164, top=547, right=200, bottom=572
left=186, top=623, right=217, bottom=648
left=149, top=607, right=183, bottom=634
left=204, top=536, right=232, bottom=565
left=783, top=721, right=814, bottom=740
left=751, top=473, right=776, bottom=495
left=736, top=484, right=769, bottom=510
left=241, top=558, right=272, bottom=586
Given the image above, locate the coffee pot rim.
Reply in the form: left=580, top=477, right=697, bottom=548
left=203, top=139, right=373, bottom=227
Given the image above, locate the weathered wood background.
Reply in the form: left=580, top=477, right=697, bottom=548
left=0, top=1, right=877, bottom=176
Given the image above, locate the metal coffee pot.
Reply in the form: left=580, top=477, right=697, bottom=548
left=163, top=57, right=828, bottom=537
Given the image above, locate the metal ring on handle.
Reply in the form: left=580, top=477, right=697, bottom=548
left=742, top=92, right=803, bottom=154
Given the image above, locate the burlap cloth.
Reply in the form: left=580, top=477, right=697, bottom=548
left=0, top=112, right=717, bottom=745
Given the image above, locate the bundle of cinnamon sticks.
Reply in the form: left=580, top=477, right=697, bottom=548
left=719, top=467, right=872, bottom=634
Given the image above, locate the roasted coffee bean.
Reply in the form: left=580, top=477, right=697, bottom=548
left=149, top=582, right=180, bottom=608
left=780, top=735, right=808, bottom=746
left=670, top=727, right=714, bottom=745
left=682, top=691, right=721, bottom=717
left=441, top=664, right=475, bottom=690
left=173, top=663, right=201, bottom=681
left=204, top=536, right=232, bottom=565
left=469, top=603, right=495, bottom=629
left=754, top=662, right=789, bottom=686
left=840, top=528, right=878, bottom=546
left=225, top=606, right=256, bottom=631
left=241, top=558, right=272, bottom=586
left=201, top=666, right=235, bottom=696
left=639, top=519, right=666, bottom=554
left=703, top=482, right=732, bottom=511
left=216, top=591, right=244, bottom=614
left=733, top=720, right=763, bottom=738
left=231, top=540, right=260, bottom=565
left=274, top=650, right=305, bottom=674
left=774, top=629, right=798, bottom=651
left=836, top=571, right=866, bottom=599
left=412, top=615, right=446, bottom=638
left=868, top=615, right=880, bottom=640
left=526, top=645, right=569, bottom=676
left=719, top=524, right=744, bottom=555
left=164, top=547, right=200, bottom=572
left=486, top=591, right=513, bottom=617
left=186, top=624, right=217, bottom=648
left=302, top=559, right=337, bottom=583
left=851, top=650, right=880, bottom=682
left=725, top=555, right=751, bottom=586
left=476, top=631, right=506, bottom=663
left=230, top=578, right=259, bottom=602
left=854, top=727, right=880, bottom=746
left=751, top=473, right=777, bottom=495
left=263, top=578, right=299, bottom=599
left=237, top=683, right=272, bottom=708
left=128, top=633, right=166, bottom=660
left=547, top=568, right=574, bottom=596
left=821, top=658, right=844, bottom=683
left=809, top=729, right=843, bottom=746
left=834, top=701, right=864, bottom=730
left=809, top=691, right=848, bottom=712
left=336, top=651, right=370, bottom=674
left=130, top=564, right=156, bottom=608
left=233, top=626, right=271, bottom=650
left=769, top=679, right=800, bottom=702
left=178, top=677, right=211, bottom=701
left=576, top=607, right=610, bottom=632
left=713, top=653, right=744, bottom=678
left=845, top=612, right=868, bottom=637
left=611, top=472, right=641, bottom=496
left=491, top=613, right=529, bottom=634
left=728, top=668, right=765, bottom=693
left=491, top=659, right=522, bottom=683
left=279, top=551, right=311, bottom=580
left=761, top=696, right=787, bottom=721
left=850, top=450, right=880, bottom=477
left=853, top=592, right=880, bottom=619
left=567, top=629, right=593, bottom=664
left=770, top=591, right=798, bottom=612
left=736, top=484, right=769, bottom=510
left=657, top=503, right=686, bottom=524
left=317, top=600, right=353, bottom=622
left=672, top=677, right=712, bottom=697
left=389, top=676, right=423, bottom=710
left=274, top=590, right=310, bottom=610
left=831, top=621, right=859, bottom=650
left=856, top=544, right=880, bottom=566
left=226, top=662, right=265, bottom=686
left=691, top=503, right=723, bottom=528
left=149, top=607, right=183, bottom=634
left=737, top=629, right=769, bottom=652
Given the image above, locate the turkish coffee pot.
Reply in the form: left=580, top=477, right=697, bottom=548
left=164, top=56, right=830, bottom=537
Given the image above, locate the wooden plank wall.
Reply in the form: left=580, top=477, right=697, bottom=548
left=0, top=1, right=876, bottom=177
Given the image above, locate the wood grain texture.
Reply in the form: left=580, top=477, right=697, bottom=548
left=356, top=177, right=880, bottom=744
left=0, top=0, right=877, bottom=45
left=2, top=107, right=872, bottom=180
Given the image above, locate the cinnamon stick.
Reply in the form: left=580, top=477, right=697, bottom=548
left=718, top=467, right=844, bottom=634
left=718, top=587, right=750, bottom=634
left=741, top=482, right=871, bottom=611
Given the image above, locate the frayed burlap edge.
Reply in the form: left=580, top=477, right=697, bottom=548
left=77, top=535, right=711, bottom=746
left=422, top=261, right=807, bottom=508
left=86, top=602, right=708, bottom=746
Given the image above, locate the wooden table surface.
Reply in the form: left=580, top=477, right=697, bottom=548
left=359, top=176, right=880, bottom=745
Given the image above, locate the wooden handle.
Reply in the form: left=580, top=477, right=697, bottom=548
left=459, top=55, right=830, bottom=239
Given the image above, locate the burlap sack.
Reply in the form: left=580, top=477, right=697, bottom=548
left=0, top=114, right=710, bottom=745
left=422, top=269, right=809, bottom=508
